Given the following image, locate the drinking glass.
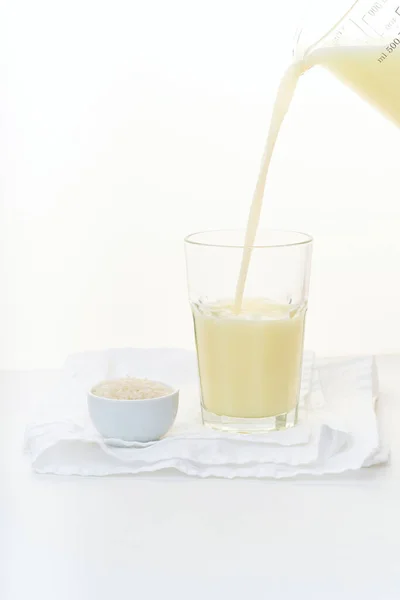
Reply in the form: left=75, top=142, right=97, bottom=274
left=185, top=229, right=313, bottom=433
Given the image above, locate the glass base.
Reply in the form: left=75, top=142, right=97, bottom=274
left=201, top=405, right=298, bottom=433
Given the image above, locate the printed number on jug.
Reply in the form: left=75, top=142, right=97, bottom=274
left=387, top=36, right=400, bottom=52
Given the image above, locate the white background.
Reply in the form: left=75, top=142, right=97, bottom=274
left=1, top=0, right=400, bottom=369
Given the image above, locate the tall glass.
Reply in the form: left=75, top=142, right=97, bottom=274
left=185, top=230, right=313, bottom=433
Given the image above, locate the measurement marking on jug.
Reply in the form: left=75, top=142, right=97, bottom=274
left=377, top=32, right=400, bottom=62
left=368, top=2, right=385, bottom=17
left=363, top=4, right=400, bottom=37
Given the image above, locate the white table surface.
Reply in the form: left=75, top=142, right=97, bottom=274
left=3, top=355, right=400, bottom=599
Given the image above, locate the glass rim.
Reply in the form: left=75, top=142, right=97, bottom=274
left=184, top=229, right=313, bottom=249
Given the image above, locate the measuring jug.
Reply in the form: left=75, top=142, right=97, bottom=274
left=294, top=0, right=400, bottom=127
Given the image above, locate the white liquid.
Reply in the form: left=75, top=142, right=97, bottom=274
left=195, top=44, right=400, bottom=421
left=234, top=44, right=400, bottom=311
left=193, top=299, right=306, bottom=418
left=234, top=62, right=306, bottom=312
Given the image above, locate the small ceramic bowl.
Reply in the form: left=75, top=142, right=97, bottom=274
left=88, top=380, right=179, bottom=443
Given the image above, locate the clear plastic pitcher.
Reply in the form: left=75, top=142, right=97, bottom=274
left=294, top=0, right=400, bottom=127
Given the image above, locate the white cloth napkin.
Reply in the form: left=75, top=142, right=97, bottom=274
left=24, top=348, right=389, bottom=478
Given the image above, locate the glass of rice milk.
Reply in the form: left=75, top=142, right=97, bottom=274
left=185, top=230, right=312, bottom=433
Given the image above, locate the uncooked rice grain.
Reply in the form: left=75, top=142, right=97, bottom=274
left=91, top=377, right=171, bottom=400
